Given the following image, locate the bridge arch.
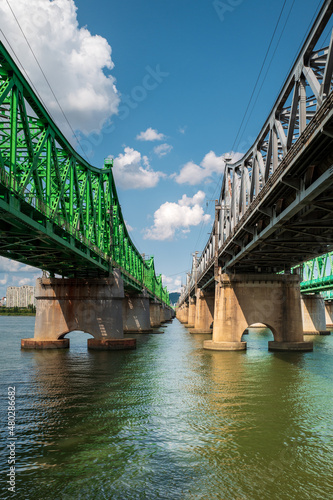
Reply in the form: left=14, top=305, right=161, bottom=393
left=58, top=330, right=95, bottom=345
left=241, top=323, right=275, bottom=343
left=58, top=329, right=97, bottom=341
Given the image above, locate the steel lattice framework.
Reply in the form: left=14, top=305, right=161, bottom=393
left=300, top=252, right=333, bottom=292
left=179, top=0, right=333, bottom=305
left=0, top=41, right=170, bottom=305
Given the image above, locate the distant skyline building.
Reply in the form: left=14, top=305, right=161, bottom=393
left=6, top=285, right=35, bottom=308
left=6, top=287, right=18, bottom=308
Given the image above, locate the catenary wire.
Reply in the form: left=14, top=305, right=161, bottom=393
left=0, top=29, right=53, bottom=117
left=231, top=0, right=288, bottom=152
left=239, top=0, right=297, bottom=144
left=213, top=0, right=323, bottom=201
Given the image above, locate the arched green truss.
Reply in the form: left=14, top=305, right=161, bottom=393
left=0, top=41, right=169, bottom=306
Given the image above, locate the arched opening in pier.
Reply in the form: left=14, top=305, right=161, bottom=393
left=241, top=323, right=275, bottom=350
left=59, top=330, right=94, bottom=351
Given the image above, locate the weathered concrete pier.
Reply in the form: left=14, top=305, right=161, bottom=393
left=177, top=273, right=313, bottom=351
left=21, top=270, right=174, bottom=350
left=301, top=294, right=330, bottom=335
left=325, top=300, right=333, bottom=330
left=188, top=289, right=214, bottom=334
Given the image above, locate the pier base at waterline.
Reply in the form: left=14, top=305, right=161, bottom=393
left=301, top=294, right=330, bottom=335
left=203, top=273, right=313, bottom=352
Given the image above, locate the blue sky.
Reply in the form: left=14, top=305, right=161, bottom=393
left=0, top=0, right=325, bottom=295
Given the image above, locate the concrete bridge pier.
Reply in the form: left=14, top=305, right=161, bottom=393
left=150, top=300, right=162, bottom=328
left=182, top=303, right=189, bottom=324
left=21, top=270, right=136, bottom=350
left=123, top=291, right=153, bottom=333
left=175, top=305, right=182, bottom=322
left=204, top=273, right=313, bottom=352
left=324, top=300, right=333, bottom=330
left=184, top=297, right=196, bottom=328
left=301, top=294, right=330, bottom=335
left=189, top=288, right=214, bottom=333
left=160, top=304, right=173, bottom=323
left=176, top=304, right=188, bottom=323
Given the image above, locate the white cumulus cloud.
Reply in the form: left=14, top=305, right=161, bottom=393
left=154, top=143, right=173, bottom=157
left=0, top=274, right=8, bottom=285
left=125, top=220, right=134, bottom=232
left=173, top=151, right=243, bottom=185
left=0, top=257, right=40, bottom=273
left=0, top=0, right=120, bottom=136
left=162, top=274, right=182, bottom=293
left=0, top=258, right=21, bottom=273
left=136, top=127, right=166, bottom=141
left=17, top=277, right=35, bottom=286
left=144, top=190, right=211, bottom=241
left=111, top=147, right=165, bottom=189
left=0, top=257, right=42, bottom=297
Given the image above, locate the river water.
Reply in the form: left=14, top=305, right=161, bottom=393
left=0, top=316, right=332, bottom=500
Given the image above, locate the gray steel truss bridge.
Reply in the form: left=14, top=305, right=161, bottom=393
left=180, top=0, right=333, bottom=306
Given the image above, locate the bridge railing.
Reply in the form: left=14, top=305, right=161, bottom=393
left=0, top=41, right=170, bottom=306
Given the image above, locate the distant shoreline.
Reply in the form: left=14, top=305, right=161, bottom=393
left=0, top=308, right=36, bottom=316
left=0, top=312, right=36, bottom=316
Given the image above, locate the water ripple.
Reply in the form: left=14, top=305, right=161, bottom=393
left=0, top=318, right=332, bottom=499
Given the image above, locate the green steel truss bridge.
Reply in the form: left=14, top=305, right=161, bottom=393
left=0, top=41, right=170, bottom=306
left=300, top=252, right=333, bottom=294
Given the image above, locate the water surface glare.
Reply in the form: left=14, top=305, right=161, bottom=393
left=0, top=317, right=332, bottom=499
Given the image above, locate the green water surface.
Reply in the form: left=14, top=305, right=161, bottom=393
left=0, top=317, right=332, bottom=499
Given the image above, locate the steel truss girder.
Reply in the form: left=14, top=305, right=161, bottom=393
left=300, top=251, right=333, bottom=292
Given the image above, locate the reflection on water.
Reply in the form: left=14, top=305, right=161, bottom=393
left=0, top=319, right=332, bottom=499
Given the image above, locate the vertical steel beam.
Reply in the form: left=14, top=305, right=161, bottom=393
left=69, top=160, right=74, bottom=226
left=287, top=81, right=299, bottom=150
left=10, top=85, right=18, bottom=185
left=46, top=135, right=51, bottom=207
left=321, top=29, right=333, bottom=98
left=265, top=129, right=272, bottom=181
left=299, top=76, right=307, bottom=134
left=272, top=125, right=278, bottom=171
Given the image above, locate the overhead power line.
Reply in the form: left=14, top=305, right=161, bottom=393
left=236, top=0, right=324, bottom=150
left=231, top=0, right=288, bottom=153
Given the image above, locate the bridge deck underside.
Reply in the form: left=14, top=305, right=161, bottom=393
left=0, top=187, right=110, bottom=278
